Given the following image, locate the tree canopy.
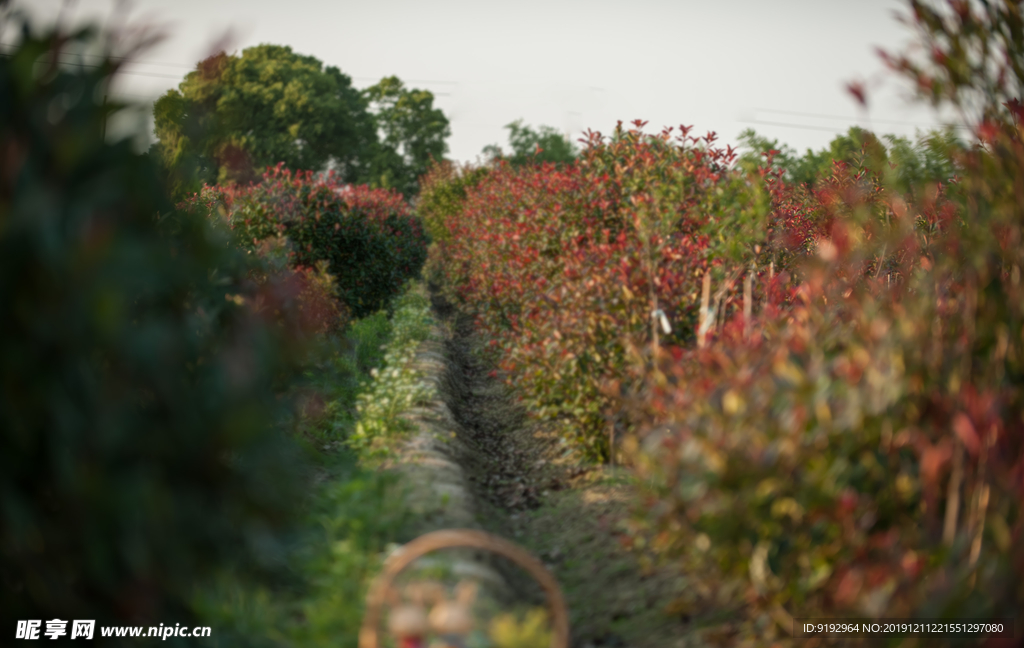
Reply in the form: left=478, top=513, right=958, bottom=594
left=152, top=46, right=449, bottom=200
left=153, top=45, right=372, bottom=197
left=737, top=125, right=961, bottom=191
left=363, top=76, right=451, bottom=197
left=482, top=119, right=578, bottom=167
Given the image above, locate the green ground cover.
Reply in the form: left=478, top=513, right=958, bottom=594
left=194, top=282, right=440, bottom=648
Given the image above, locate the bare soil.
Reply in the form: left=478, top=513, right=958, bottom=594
left=429, top=288, right=695, bottom=648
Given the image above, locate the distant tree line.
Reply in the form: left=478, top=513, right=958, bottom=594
left=482, top=119, right=579, bottom=167
left=737, top=125, right=961, bottom=192
left=151, top=44, right=450, bottom=200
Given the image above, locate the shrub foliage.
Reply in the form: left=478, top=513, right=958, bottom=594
left=424, top=0, right=1024, bottom=639
left=0, top=22, right=309, bottom=628
left=424, top=122, right=813, bottom=460
left=191, top=165, right=428, bottom=319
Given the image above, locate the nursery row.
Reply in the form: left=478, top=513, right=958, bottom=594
left=420, top=2, right=1024, bottom=642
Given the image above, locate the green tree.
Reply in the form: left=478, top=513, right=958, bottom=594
left=737, top=126, right=866, bottom=186
left=482, top=119, right=578, bottom=167
left=738, top=126, right=960, bottom=190
left=152, top=45, right=373, bottom=199
left=363, top=75, right=451, bottom=197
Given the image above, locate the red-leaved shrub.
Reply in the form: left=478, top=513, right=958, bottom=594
left=428, top=122, right=818, bottom=460
left=188, top=164, right=427, bottom=319
left=424, top=1, right=1024, bottom=639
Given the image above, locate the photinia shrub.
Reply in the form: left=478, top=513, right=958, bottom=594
left=424, top=121, right=819, bottom=460
left=422, top=1, right=1023, bottom=637
left=191, top=165, right=428, bottom=319
left=417, top=160, right=490, bottom=244
left=617, top=1, right=1024, bottom=641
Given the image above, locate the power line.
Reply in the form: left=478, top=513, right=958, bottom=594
left=0, top=42, right=195, bottom=70
left=353, top=77, right=457, bottom=85
left=0, top=44, right=461, bottom=89
left=740, top=117, right=971, bottom=134
left=754, top=107, right=962, bottom=130
left=739, top=119, right=853, bottom=133
left=56, top=59, right=183, bottom=79
left=0, top=51, right=185, bottom=79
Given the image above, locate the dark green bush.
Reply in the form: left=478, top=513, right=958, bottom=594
left=193, top=165, right=428, bottom=319
left=0, top=20, right=306, bottom=631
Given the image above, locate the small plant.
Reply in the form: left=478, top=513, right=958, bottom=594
left=348, top=285, right=438, bottom=458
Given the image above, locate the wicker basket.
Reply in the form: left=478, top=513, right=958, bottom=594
left=359, top=529, right=570, bottom=648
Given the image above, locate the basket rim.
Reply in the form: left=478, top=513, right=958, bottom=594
left=358, top=528, right=570, bottom=648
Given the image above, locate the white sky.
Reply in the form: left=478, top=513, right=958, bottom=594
left=13, top=0, right=962, bottom=162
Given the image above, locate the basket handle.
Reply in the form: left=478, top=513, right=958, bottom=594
left=359, top=529, right=570, bottom=648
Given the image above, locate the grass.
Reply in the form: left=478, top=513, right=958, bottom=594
left=510, top=468, right=695, bottom=648
left=290, top=309, right=393, bottom=449
left=347, top=285, right=438, bottom=459
left=191, top=283, right=435, bottom=647
left=192, top=452, right=412, bottom=648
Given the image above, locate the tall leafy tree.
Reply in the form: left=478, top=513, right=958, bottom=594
left=737, top=126, right=960, bottom=190
left=152, top=45, right=373, bottom=199
left=363, top=75, right=451, bottom=197
left=482, top=119, right=578, bottom=167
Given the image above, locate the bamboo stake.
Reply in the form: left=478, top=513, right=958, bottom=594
left=943, top=442, right=964, bottom=546
left=716, top=292, right=725, bottom=333
left=946, top=277, right=975, bottom=548
left=744, top=270, right=753, bottom=340
left=609, top=424, right=615, bottom=468
left=968, top=483, right=990, bottom=566
left=968, top=427, right=995, bottom=568
left=698, top=270, right=711, bottom=348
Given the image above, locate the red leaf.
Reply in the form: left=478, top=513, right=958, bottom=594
left=952, top=413, right=981, bottom=455
left=846, top=81, right=868, bottom=107
left=978, top=120, right=1000, bottom=143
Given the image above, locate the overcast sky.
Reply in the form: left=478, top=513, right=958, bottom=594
left=13, top=0, right=961, bottom=162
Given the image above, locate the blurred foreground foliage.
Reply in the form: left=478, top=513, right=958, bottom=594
left=0, top=17, right=316, bottom=633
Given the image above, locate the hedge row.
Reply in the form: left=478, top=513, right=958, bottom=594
left=423, top=123, right=817, bottom=461
left=190, top=165, right=428, bottom=319
left=422, top=1, right=1023, bottom=640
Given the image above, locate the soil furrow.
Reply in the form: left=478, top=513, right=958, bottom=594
left=428, top=287, right=695, bottom=648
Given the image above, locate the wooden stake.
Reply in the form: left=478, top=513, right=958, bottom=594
left=968, top=427, right=995, bottom=568
left=744, top=270, right=753, bottom=340
left=609, top=424, right=615, bottom=467
left=698, top=270, right=711, bottom=348
left=943, top=442, right=964, bottom=546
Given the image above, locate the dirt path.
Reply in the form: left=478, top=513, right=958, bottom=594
left=428, top=289, right=694, bottom=648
